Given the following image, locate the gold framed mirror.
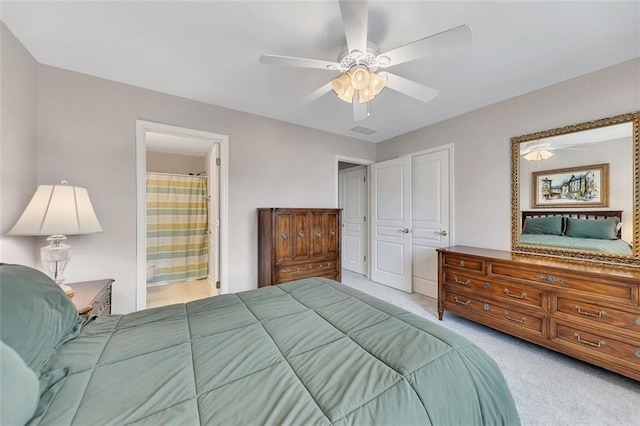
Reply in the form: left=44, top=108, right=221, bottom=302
left=511, top=111, right=639, bottom=267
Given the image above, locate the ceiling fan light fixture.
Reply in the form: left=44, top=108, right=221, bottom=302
left=350, top=67, right=370, bottom=90
left=358, top=87, right=373, bottom=104
left=523, top=149, right=554, bottom=161
left=331, top=72, right=352, bottom=96
left=337, top=84, right=355, bottom=103
left=369, top=72, right=387, bottom=96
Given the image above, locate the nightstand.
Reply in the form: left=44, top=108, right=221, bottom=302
left=70, top=279, right=114, bottom=316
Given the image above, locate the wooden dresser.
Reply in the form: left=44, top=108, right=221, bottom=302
left=258, top=208, right=341, bottom=286
left=437, top=246, right=640, bottom=381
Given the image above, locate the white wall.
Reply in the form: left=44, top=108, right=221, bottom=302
left=36, top=65, right=376, bottom=313
left=0, top=23, right=37, bottom=265
left=377, top=58, right=640, bottom=251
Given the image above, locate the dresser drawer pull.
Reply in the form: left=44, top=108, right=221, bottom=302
left=298, top=231, right=305, bottom=238
left=483, top=282, right=490, bottom=289
left=458, top=260, right=465, bottom=267
left=319, top=263, right=331, bottom=269
left=315, top=230, right=321, bottom=237
left=573, top=333, right=606, bottom=348
left=283, top=268, right=301, bottom=275
left=535, top=274, right=563, bottom=284
left=329, top=230, right=336, bottom=236
left=635, top=349, right=640, bottom=358
left=635, top=317, right=640, bottom=326
left=454, top=297, right=471, bottom=306
left=574, top=305, right=607, bottom=318
left=281, top=232, right=288, bottom=240
left=504, top=289, right=527, bottom=299
left=453, top=277, right=470, bottom=286
left=504, top=312, right=527, bottom=323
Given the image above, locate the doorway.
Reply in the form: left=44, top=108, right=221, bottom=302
left=136, top=121, right=229, bottom=311
left=336, top=156, right=375, bottom=279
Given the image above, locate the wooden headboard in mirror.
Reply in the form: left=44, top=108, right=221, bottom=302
left=511, top=111, right=639, bottom=267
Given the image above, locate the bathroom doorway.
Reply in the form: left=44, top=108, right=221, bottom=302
left=136, top=121, right=228, bottom=311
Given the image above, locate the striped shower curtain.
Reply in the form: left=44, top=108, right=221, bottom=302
left=146, top=173, right=208, bottom=285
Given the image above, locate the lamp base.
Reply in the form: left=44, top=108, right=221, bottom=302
left=60, top=283, right=75, bottom=298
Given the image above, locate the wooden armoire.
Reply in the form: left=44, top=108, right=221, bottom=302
left=258, top=208, right=341, bottom=286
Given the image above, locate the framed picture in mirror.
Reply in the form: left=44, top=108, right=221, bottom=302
left=532, top=163, right=609, bottom=208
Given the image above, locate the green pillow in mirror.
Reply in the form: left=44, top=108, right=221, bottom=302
left=565, top=217, right=620, bottom=240
left=522, top=216, right=564, bottom=236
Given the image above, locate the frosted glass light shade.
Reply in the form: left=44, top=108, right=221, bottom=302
left=9, top=182, right=103, bottom=236
left=523, top=149, right=554, bottom=162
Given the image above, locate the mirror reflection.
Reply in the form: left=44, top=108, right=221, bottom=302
left=511, top=112, right=639, bottom=266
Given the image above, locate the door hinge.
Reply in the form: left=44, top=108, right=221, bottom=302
left=363, top=216, right=366, bottom=222
left=216, top=281, right=221, bottom=289
left=363, top=176, right=366, bottom=182
left=216, top=158, right=221, bottom=166
left=364, top=255, right=367, bottom=261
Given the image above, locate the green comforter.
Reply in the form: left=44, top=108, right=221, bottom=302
left=30, top=278, right=520, bottom=425
left=520, top=234, right=632, bottom=254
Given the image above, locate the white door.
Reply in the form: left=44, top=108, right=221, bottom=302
left=339, top=166, right=367, bottom=274
left=370, top=157, right=412, bottom=292
left=411, top=149, right=451, bottom=298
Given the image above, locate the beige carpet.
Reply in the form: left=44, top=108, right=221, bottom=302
left=340, top=269, right=640, bottom=426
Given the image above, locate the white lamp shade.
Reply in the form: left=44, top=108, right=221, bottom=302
left=9, top=183, right=103, bottom=236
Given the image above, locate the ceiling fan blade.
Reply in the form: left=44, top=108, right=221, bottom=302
left=339, top=0, right=368, bottom=55
left=378, top=24, right=472, bottom=68
left=260, top=54, right=340, bottom=71
left=353, top=99, right=369, bottom=122
left=384, top=72, right=439, bottom=103
left=301, top=82, right=333, bottom=105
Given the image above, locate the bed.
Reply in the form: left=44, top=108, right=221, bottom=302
left=1, top=264, right=520, bottom=425
left=520, top=210, right=632, bottom=255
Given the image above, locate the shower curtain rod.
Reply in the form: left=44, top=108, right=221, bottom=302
left=147, top=171, right=208, bottom=179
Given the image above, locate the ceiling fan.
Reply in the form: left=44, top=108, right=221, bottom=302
left=259, top=0, right=472, bottom=121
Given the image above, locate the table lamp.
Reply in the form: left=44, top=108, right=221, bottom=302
left=8, top=180, right=103, bottom=296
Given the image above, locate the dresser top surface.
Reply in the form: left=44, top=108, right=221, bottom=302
left=438, top=246, right=640, bottom=279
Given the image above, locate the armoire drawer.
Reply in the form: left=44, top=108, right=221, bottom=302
left=489, top=263, right=637, bottom=305
left=443, top=291, right=546, bottom=337
left=552, top=296, right=640, bottom=338
left=276, top=260, right=337, bottom=281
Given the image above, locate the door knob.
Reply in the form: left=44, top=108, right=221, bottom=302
left=435, top=230, right=448, bottom=236
left=398, top=228, right=410, bottom=234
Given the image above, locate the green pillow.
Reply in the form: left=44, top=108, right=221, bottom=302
left=522, top=216, right=564, bottom=236
left=565, top=217, right=619, bottom=240
left=0, top=264, right=83, bottom=372
left=0, top=341, right=40, bottom=425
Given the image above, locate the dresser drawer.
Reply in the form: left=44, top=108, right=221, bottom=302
left=444, top=271, right=544, bottom=310
left=551, top=320, right=640, bottom=368
left=277, top=260, right=337, bottom=281
left=443, top=291, right=546, bottom=337
left=552, top=296, right=640, bottom=338
left=442, top=254, right=484, bottom=273
left=489, top=263, right=637, bottom=305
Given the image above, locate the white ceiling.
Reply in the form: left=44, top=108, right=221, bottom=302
left=2, top=1, right=639, bottom=143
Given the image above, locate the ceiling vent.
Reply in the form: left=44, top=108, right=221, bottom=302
left=350, top=125, right=378, bottom=135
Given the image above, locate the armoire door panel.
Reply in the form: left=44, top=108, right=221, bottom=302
left=275, top=213, right=293, bottom=262
left=327, top=212, right=339, bottom=256
left=311, top=212, right=326, bottom=257
left=294, top=212, right=310, bottom=259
